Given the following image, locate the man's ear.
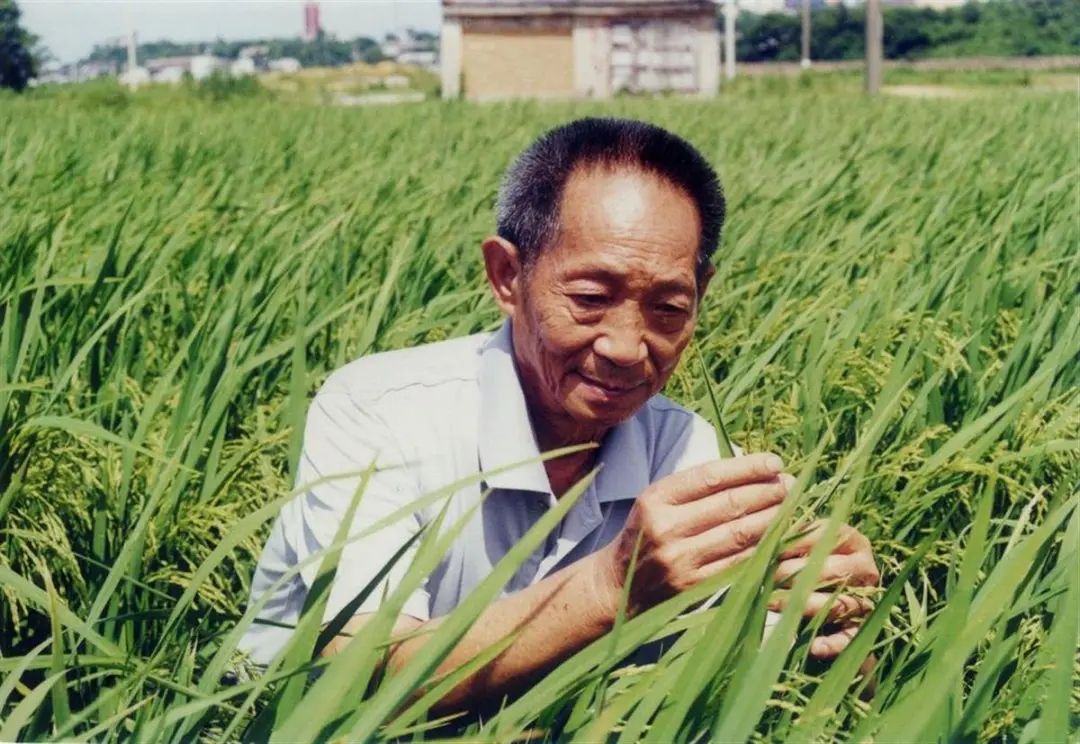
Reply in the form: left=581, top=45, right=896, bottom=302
left=482, top=236, right=525, bottom=317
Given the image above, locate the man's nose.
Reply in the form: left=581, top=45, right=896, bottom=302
left=594, top=313, right=648, bottom=367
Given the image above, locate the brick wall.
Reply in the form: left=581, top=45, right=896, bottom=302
left=461, top=27, right=575, bottom=101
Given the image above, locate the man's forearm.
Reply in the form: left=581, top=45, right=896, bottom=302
left=385, top=550, right=619, bottom=714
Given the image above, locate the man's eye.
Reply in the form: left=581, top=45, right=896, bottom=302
left=657, top=303, right=689, bottom=316
left=571, top=294, right=609, bottom=309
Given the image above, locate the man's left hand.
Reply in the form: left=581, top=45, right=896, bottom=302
left=768, top=522, right=880, bottom=659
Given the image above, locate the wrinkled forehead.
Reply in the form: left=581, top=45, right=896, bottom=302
left=546, top=165, right=702, bottom=274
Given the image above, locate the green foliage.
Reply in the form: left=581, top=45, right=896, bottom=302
left=736, top=0, right=1080, bottom=62
left=22, top=74, right=274, bottom=111
left=85, top=34, right=386, bottom=69
left=0, top=79, right=1077, bottom=741
left=0, top=0, right=36, bottom=92
left=186, top=70, right=270, bottom=102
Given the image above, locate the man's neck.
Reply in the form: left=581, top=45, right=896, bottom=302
left=522, top=394, right=608, bottom=498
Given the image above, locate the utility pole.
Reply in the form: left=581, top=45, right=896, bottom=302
left=800, top=0, right=811, bottom=69
left=724, top=0, right=736, bottom=81
left=865, top=0, right=883, bottom=93
left=127, top=29, right=137, bottom=75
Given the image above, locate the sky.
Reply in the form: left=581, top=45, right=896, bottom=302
left=20, top=0, right=443, bottom=64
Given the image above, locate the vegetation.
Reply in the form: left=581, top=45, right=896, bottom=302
left=83, top=31, right=433, bottom=70
left=0, top=0, right=38, bottom=91
left=0, top=77, right=1076, bottom=741
left=738, top=0, right=1080, bottom=62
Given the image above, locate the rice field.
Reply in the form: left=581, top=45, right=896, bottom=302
left=0, top=80, right=1077, bottom=741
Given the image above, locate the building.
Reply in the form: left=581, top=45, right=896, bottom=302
left=145, top=56, right=193, bottom=81
left=268, top=57, right=303, bottom=74
left=118, top=65, right=151, bottom=88
left=231, top=57, right=257, bottom=76
left=739, top=0, right=787, bottom=13
left=899, top=0, right=968, bottom=7
left=304, top=2, right=322, bottom=42
left=441, top=0, right=721, bottom=101
left=153, top=66, right=187, bottom=84
left=398, top=48, right=439, bottom=69
left=382, top=29, right=440, bottom=71
left=782, top=0, right=841, bottom=10
left=190, top=55, right=227, bottom=80
left=141, top=55, right=225, bottom=82
left=239, top=44, right=270, bottom=62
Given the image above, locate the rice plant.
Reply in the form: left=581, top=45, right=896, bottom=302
left=0, top=81, right=1076, bottom=741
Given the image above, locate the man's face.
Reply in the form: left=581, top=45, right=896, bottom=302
left=510, top=165, right=707, bottom=441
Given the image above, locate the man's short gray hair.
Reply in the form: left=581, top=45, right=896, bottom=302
left=496, top=117, right=725, bottom=281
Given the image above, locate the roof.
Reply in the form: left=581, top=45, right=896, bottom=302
left=444, top=0, right=716, bottom=18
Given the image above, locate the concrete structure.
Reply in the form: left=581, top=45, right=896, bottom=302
left=382, top=29, right=441, bottom=71
left=119, top=65, right=151, bottom=88
left=231, top=57, right=257, bottom=76
left=304, top=2, right=322, bottom=42
left=906, top=0, right=968, bottom=8
left=146, top=56, right=193, bottom=80
left=398, top=49, right=439, bottom=70
left=153, top=66, right=186, bottom=84
left=190, top=55, right=227, bottom=81
left=441, top=0, right=721, bottom=101
left=740, top=0, right=787, bottom=13
left=268, top=57, right=303, bottom=74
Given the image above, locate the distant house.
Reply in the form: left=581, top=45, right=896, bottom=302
left=268, top=57, right=302, bottom=74
left=140, top=55, right=221, bottom=82
left=118, top=65, right=151, bottom=88
left=190, top=55, right=227, bottom=80
left=238, top=44, right=271, bottom=71
left=146, top=56, right=192, bottom=78
left=886, top=0, right=967, bottom=7
left=397, top=49, right=439, bottom=69
left=231, top=57, right=258, bottom=76
left=739, top=0, right=788, bottom=12
left=153, top=66, right=187, bottom=84
left=76, top=60, right=120, bottom=81
left=34, top=61, right=115, bottom=86
left=382, top=29, right=440, bottom=71
left=441, top=0, right=720, bottom=101
left=33, top=63, right=77, bottom=85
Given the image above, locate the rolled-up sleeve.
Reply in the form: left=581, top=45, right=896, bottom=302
left=288, top=390, right=431, bottom=624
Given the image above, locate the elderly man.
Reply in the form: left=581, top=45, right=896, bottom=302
left=241, top=118, right=878, bottom=709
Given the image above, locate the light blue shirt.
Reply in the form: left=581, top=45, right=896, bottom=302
left=241, top=320, right=725, bottom=664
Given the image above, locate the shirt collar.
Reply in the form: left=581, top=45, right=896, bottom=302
left=477, top=320, right=650, bottom=502
left=477, top=320, right=552, bottom=494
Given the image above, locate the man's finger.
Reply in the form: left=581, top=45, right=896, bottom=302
left=661, top=453, right=786, bottom=505
left=769, top=591, right=874, bottom=623
left=689, top=504, right=784, bottom=565
left=676, top=473, right=793, bottom=536
left=778, top=520, right=872, bottom=560
left=809, top=625, right=859, bottom=659
left=775, top=554, right=880, bottom=588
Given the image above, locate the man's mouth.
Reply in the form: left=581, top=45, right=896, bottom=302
left=576, top=372, right=646, bottom=399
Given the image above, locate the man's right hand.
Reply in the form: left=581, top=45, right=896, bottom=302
left=595, top=453, right=793, bottom=616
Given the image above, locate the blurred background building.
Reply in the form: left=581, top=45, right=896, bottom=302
left=303, top=2, right=322, bottom=42
left=441, top=0, right=720, bottom=101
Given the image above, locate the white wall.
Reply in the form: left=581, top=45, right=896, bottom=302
left=440, top=18, right=463, bottom=99
left=696, top=16, right=721, bottom=95
left=572, top=19, right=614, bottom=98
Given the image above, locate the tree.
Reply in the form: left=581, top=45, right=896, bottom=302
left=732, top=0, right=1080, bottom=64
left=0, top=0, right=37, bottom=91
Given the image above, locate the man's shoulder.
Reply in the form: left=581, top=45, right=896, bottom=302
left=636, top=395, right=733, bottom=468
left=639, top=395, right=743, bottom=459
left=318, top=331, right=491, bottom=403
